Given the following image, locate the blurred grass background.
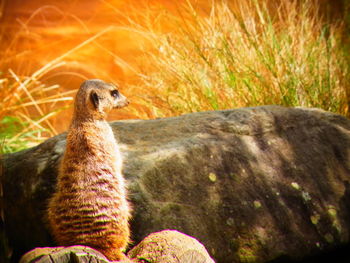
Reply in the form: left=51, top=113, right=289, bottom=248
left=0, top=0, right=349, bottom=153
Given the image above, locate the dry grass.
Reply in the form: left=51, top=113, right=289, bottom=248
left=0, top=27, right=113, bottom=152
left=0, top=0, right=348, bottom=153
left=0, top=71, right=74, bottom=153
left=129, top=0, right=349, bottom=117
left=0, top=20, right=125, bottom=153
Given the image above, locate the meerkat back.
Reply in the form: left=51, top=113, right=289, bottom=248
left=47, top=79, right=131, bottom=261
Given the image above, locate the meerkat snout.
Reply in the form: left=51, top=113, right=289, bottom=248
left=111, top=89, right=129, bottom=109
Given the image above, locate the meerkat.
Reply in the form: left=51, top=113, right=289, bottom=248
left=47, top=79, right=131, bottom=261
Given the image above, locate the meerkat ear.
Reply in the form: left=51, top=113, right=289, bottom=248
left=90, top=91, right=100, bottom=109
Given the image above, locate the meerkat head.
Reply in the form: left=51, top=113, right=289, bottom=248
left=73, top=79, right=129, bottom=121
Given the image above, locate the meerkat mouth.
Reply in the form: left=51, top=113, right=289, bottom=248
left=115, top=100, right=130, bottom=109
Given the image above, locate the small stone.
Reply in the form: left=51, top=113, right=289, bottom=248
left=128, top=230, right=215, bottom=263
left=19, top=246, right=110, bottom=263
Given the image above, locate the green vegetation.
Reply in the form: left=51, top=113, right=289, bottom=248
left=0, top=73, right=74, bottom=153
left=0, top=116, right=44, bottom=153
left=133, top=0, right=349, bottom=118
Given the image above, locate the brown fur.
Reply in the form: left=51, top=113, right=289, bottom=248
left=47, top=79, right=131, bottom=261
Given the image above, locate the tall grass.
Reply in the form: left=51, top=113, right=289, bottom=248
left=0, top=24, right=120, bottom=153
left=132, top=0, right=349, bottom=117
left=1, top=0, right=348, bottom=153
left=0, top=70, right=74, bottom=153
left=0, top=77, right=73, bottom=153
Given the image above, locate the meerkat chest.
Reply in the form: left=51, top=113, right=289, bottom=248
left=62, top=121, right=123, bottom=180
left=69, top=121, right=118, bottom=152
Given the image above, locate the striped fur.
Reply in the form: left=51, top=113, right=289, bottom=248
left=47, top=80, right=131, bottom=261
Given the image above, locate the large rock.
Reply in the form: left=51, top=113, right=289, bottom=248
left=2, top=106, right=350, bottom=263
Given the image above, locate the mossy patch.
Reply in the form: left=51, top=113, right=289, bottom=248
left=291, top=182, right=301, bottom=190
left=208, top=172, right=217, bottom=182
left=310, top=214, right=320, bottom=225
left=237, top=242, right=259, bottom=263
left=253, top=200, right=262, bottom=209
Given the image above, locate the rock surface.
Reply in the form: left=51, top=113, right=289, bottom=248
left=19, top=230, right=214, bottom=263
left=19, top=246, right=110, bottom=263
left=2, top=106, right=350, bottom=263
left=128, top=230, right=215, bottom=263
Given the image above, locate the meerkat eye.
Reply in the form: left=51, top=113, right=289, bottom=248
left=111, top=90, right=119, bottom=98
